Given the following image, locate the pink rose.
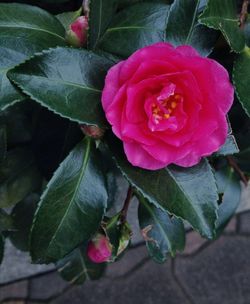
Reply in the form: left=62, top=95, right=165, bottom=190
left=102, top=43, right=234, bottom=170
left=66, top=16, right=88, bottom=48
left=87, top=234, right=112, bottom=263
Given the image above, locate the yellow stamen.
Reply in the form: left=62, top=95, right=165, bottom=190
left=171, top=101, right=177, bottom=109
left=164, top=114, right=170, bottom=119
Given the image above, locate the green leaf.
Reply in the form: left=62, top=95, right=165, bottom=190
left=104, top=214, right=132, bottom=260
left=107, top=137, right=219, bottom=239
left=88, top=0, right=118, bottom=50
left=0, top=125, right=7, bottom=162
left=216, top=135, right=239, bottom=156
left=233, top=48, right=250, bottom=118
left=0, top=234, right=4, bottom=264
left=99, top=3, right=169, bottom=58
left=199, top=0, right=245, bottom=53
left=0, top=3, right=66, bottom=110
left=56, top=245, right=106, bottom=284
left=0, top=209, right=14, bottom=233
left=118, top=0, right=172, bottom=9
left=98, top=145, right=120, bottom=210
left=235, top=147, right=250, bottom=175
left=245, top=16, right=250, bottom=47
left=56, top=7, right=82, bottom=30
left=30, top=138, right=108, bottom=264
left=0, top=101, right=34, bottom=146
left=8, top=47, right=113, bottom=128
left=138, top=196, right=185, bottom=263
left=0, top=148, right=42, bottom=208
left=9, top=194, right=39, bottom=252
left=165, top=0, right=218, bottom=57
left=215, top=166, right=241, bottom=236
left=94, top=50, right=122, bottom=64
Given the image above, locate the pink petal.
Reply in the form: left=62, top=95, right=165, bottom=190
left=124, top=141, right=166, bottom=170
left=176, top=45, right=200, bottom=57
left=102, top=61, right=125, bottom=111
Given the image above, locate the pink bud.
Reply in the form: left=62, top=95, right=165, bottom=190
left=80, top=125, right=105, bottom=139
left=87, top=234, right=112, bottom=263
left=66, top=16, right=88, bottom=48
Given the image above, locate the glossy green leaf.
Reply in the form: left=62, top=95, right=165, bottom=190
left=99, top=3, right=169, bottom=58
left=0, top=148, right=42, bottom=208
left=107, top=137, right=219, bottom=239
left=56, top=7, right=82, bottom=30
left=30, top=138, right=108, bottom=264
left=138, top=196, right=185, bottom=263
left=98, top=145, right=120, bottom=210
left=0, top=234, right=4, bottom=264
left=88, top=0, right=117, bottom=50
left=233, top=48, right=250, bottom=118
left=0, top=101, right=34, bottom=146
left=0, top=209, right=14, bottom=233
left=235, top=147, right=250, bottom=175
left=199, top=0, right=245, bottom=53
left=56, top=245, right=106, bottom=284
left=0, top=125, right=7, bottom=162
left=215, top=166, right=241, bottom=236
left=9, top=194, right=39, bottom=252
left=165, top=0, right=218, bottom=57
left=245, top=16, right=250, bottom=47
left=0, top=3, right=66, bottom=110
left=104, top=214, right=132, bottom=260
left=94, top=50, right=122, bottom=64
left=118, top=0, right=173, bottom=9
left=8, top=47, right=113, bottom=127
left=216, top=135, right=239, bottom=156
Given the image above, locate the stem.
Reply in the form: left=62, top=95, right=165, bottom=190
left=120, top=186, right=133, bottom=223
left=240, top=0, right=249, bottom=29
left=227, top=156, right=248, bottom=186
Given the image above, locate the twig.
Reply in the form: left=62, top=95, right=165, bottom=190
left=227, top=156, right=248, bottom=186
left=120, top=186, right=133, bottom=223
left=240, top=0, right=249, bottom=29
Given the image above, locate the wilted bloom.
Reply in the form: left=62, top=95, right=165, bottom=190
left=102, top=43, right=234, bottom=170
left=87, top=233, right=112, bottom=263
left=80, top=124, right=105, bottom=139
left=66, top=16, right=88, bottom=47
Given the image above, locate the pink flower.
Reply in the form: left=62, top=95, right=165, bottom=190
left=102, top=43, right=234, bottom=170
left=87, top=234, right=112, bottom=263
left=66, top=16, right=88, bottom=47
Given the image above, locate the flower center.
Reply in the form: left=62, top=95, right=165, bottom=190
left=152, top=93, right=182, bottom=124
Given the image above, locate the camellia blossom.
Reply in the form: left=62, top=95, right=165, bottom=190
left=87, top=234, right=112, bottom=263
left=66, top=16, right=88, bottom=47
left=102, top=43, right=234, bottom=170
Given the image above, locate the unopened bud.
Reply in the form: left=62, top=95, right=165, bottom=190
left=66, top=16, right=88, bottom=48
left=81, top=124, right=105, bottom=139
left=87, top=233, right=112, bottom=263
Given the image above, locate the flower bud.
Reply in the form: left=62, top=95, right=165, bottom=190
left=80, top=124, right=105, bottom=139
left=87, top=233, right=112, bottom=263
left=66, top=16, right=88, bottom=48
